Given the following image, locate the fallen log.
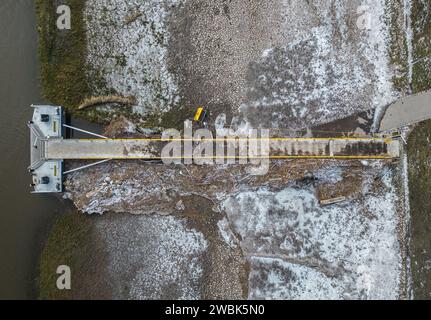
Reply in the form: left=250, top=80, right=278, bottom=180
left=78, top=95, right=137, bottom=110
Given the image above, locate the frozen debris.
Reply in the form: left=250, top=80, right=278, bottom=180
left=314, top=166, right=344, bottom=184
left=64, top=160, right=324, bottom=214
left=320, top=196, right=347, bottom=206
left=96, top=214, right=208, bottom=300
left=65, top=160, right=393, bottom=215
left=175, top=200, right=185, bottom=211
left=222, top=170, right=401, bottom=300
left=217, top=218, right=239, bottom=249
left=84, top=0, right=183, bottom=115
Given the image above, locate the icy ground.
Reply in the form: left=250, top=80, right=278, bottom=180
left=66, top=159, right=403, bottom=299
left=84, top=0, right=398, bottom=129
left=222, top=169, right=401, bottom=300
left=240, top=0, right=398, bottom=130
left=85, top=0, right=183, bottom=115
left=95, top=214, right=207, bottom=299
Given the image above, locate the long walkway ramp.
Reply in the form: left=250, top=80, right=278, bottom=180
left=44, top=137, right=399, bottom=160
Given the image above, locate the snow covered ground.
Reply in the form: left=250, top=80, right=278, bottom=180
left=95, top=214, right=207, bottom=299
left=222, top=167, right=401, bottom=300
left=65, top=159, right=403, bottom=299
left=85, top=0, right=183, bottom=115
left=241, top=0, right=398, bottom=130
left=84, top=0, right=399, bottom=129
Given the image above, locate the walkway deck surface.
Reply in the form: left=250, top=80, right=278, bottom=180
left=44, top=138, right=400, bottom=160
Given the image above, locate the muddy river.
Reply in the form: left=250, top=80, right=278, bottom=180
left=0, top=0, right=63, bottom=299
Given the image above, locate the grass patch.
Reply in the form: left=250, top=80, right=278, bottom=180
left=407, top=0, right=431, bottom=300
left=408, top=120, right=431, bottom=300
left=35, top=0, right=116, bottom=123
left=386, top=0, right=410, bottom=92
left=141, top=103, right=196, bottom=131
left=35, top=0, right=90, bottom=113
left=35, top=0, right=195, bottom=128
left=411, top=0, right=431, bottom=92
left=38, top=212, right=94, bottom=300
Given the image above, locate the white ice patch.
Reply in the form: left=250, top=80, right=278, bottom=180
left=249, top=258, right=344, bottom=300
left=85, top=0, right=183, bottom=115
left=362, top=0, right=399, bottom=118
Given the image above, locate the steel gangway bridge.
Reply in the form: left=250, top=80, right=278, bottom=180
left=28, top=90, right=431, bottom=193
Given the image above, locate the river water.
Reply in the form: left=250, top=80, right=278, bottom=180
left=0, top=0, right=63, bottom=299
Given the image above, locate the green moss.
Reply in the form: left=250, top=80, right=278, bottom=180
left=38, top=212, right=93, bottom=300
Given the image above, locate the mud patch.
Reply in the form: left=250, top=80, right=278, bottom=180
left=168, top=0, right=296, bottom=123
left=176, top=196, right=247, bottom=299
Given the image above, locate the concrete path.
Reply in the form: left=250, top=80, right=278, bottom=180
left=379, top=90, right=431, bottom=132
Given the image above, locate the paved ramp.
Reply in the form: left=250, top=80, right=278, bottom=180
left=379, top=90, right=431, bottom=132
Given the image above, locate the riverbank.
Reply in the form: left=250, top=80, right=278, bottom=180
left=405, top=0, right=431, bottom=300
left=39, top=206, right=248, bottom=300
left=38, top=212, right=97, bottom=300
left=35, top=0, right=194, bottom=127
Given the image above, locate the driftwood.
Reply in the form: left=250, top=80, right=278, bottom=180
left=78, top=95, right=137, bottom=110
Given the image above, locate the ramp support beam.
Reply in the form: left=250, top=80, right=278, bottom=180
left=63, top=124, right=108, bottom=139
